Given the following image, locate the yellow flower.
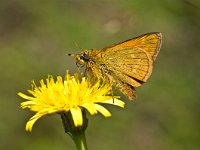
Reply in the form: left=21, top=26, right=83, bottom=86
left=18, top=71, right=125, bottom=132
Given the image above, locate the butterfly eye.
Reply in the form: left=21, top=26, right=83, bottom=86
left=79, top=54, right=90, bottom=61
left=81, top=54, right=90, bottom=61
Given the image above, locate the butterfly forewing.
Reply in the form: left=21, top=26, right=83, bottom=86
left=102, top=32, right=161, bottom=61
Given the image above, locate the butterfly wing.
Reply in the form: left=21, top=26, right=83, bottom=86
left=98, top=32, right=161, bottom=83
left=102, top=32, right=162, bottom=61
left=103, top=46, right=152, bottom=86
left=87, top=32, right=162, bottom=99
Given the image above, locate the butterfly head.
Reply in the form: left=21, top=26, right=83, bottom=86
left=77, top=51, right=89, bottom=61
left=70, top=51, right=90, bottom=68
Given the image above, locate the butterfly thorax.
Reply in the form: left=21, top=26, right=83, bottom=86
left=76, top=49, right=106, bottom=78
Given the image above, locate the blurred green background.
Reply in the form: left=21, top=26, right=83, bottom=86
left=0, top=0, right=200, bottom=150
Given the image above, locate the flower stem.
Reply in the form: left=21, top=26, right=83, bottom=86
left=60, top=110, right=88, bottom=150
left=72, top=131, right=88, bottom=150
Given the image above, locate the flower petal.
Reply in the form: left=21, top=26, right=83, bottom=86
left=18, top=92, right=36, bottom=101
left=70, top=107, right=83, bottom=126
left=25, top=113, right=44, bottom=132
left=21, top=101, right=37, bottom=109
left=81, top=103, right=98, bottom=115
left=100, top=99, right=125, bottom=108
left=94, top=104, right=111, bottom=117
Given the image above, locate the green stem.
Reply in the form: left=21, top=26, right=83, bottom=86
left=72, top=131, right=88, bottom=150
left=60, top=110, right=88, bottom=150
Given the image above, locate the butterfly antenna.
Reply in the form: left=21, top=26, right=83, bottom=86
left=68, top=53, right=75, bottom=56
left=68, top=41, right=83, bottom=56
left=74, top=41, right=83, bottom=51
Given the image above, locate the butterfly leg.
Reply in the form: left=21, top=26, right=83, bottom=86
left=105, top=74, right=115, bottom=103
left=110, top=86, right=115, bottom=103
left=99, top=65, right=115, bottom=103
left=84, top=67, right=87, bottom=76
left=106, top=76, right=115, bottom=103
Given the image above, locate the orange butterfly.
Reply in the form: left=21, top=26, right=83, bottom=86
left=71, top=32, right=162, bottom=100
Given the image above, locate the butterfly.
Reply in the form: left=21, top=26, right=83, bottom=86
left=70, top=32, right=162, bottom=100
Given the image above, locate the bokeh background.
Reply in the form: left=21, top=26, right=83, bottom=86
left=0, top=0, right=200, bottom=150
